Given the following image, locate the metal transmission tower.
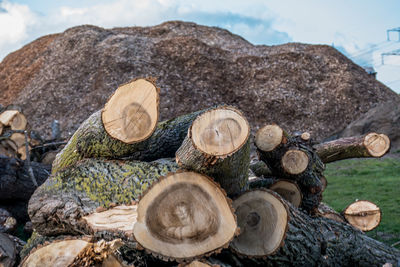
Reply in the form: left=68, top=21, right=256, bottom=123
left=382, top=28, right=400, bottom=64
left=387, top=27, right=400, bottom=41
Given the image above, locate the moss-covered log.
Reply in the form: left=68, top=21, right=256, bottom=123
left=314, top=133, right=390, bottom=163
left=29, top=158, right=178, bottom=237
left=52, top=109, right=207, bottom=174
left=176, top=106, right=251, bottom=197
left=255, top=125, right=325, bottom=213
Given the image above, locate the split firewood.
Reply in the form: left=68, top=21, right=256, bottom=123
left=230, top=189, right=288, bottom=257
left=0, top=110, right=27, bottom=130
left=314, top=133, right=390, bottom=163
left=176, top=106, right=250, bottom=196
left=255, top=124, right=324, bottom=213
left=52, top=106, right=208, bottom=174
left=207, top=190, right=400, bottom=266
left=20, top=237, right=125, bottom=267
left=133, top=171, right=237, bottom=261
left=29, top=158, right=178, bottom=236
left=343, top=200, right=381, bottom=232
left=269, top=180, right=302, bottom=207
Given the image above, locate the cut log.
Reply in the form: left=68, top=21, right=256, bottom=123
left=102, top=78, right=160, bottom=144
left=317, top=202, right=345, bottom=223
left=29, top=158, right=178, bottom=236
left=301, top=132, right=311, bottom=141
left=133, top=171, right=237, bottom=261
left=314, top=133, right=390, bottom=163
left=255, top=124, right=325, bottom=213
left=320, top=176, right=327, bottom=192
left=0, top=110, right=20, bottom=126
left=52, top=107, right=208, bottom=174
left=20, top=237, right=125, bottom=267
left=10, top=132, right=26, bottom=147
left=10, top=112, right=27, bottom=130
left=230, top=189, right=288, bottom=257
left=0, top=155, right=50, bottom=201
left=0, top=122, right=3, bottom=135
left=249, top=160, right=272, bottom=177
left=269, top=180, right=302, bottom=208
left=343, top=200, right=381, bottom=232
left=208, top=195, right=400, bottom=266
left=176, top=106, right=251, bottom=196
left=0, top=233, right=16, bottom=267
left=180, top=260, right=213, bottom=267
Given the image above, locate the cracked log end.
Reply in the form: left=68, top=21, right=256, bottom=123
left=231, top=189, right=288, bottom=257
left=191, top=106, right=249, bottom=156
left=343, top=200, right=381, bottom=232
left=255, top=124, right=283, bottom=152
left=281, top=149, right=309, bottom=175
left=82, top=205, right=138, bottom=235
left=270, top=180, right=302, bottom=208
left=102, top=78, right=159, bottom=144
left=20, top=238, right=124, bottom=267
left=133, top=171, right=237, bottom=260
left=364, top=133, right=390, bottom=157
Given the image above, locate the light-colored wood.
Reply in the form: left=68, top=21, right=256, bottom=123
left=364, top=133, right=390, bottom=157
left=182, top=260, right=213, bottom=267
left=21, top=239, right=90, bottom=267
left=83, top=205, right=137, bottom=235
left=231, top=189, right=288, bottom=257
left=4, top=140, right=17, bottom=152
left=281, top=150, right=309, bottom=175
left=343, top=200, right=381, bottom=232
left=0, top=110, right=19, bottom=126
left=320, top=176, right=328, bottom=192
left=0, top=122, right=3, bottom=135
left=301, top=132, right=311, bottom=141
left=191, top=107, right=249, bottom=156
left=10, top=133, right=25, bottom=147
left=102, top=78, right=159, bottom=144
left=10, top=112, right=27, bottom=130
left=17, top=146, right=27, bottom=160
left=270, top=180, right=302, bottom=207
left=133, top=171, right=237, bottom=260
left=255, top=124, right=283, bottom=152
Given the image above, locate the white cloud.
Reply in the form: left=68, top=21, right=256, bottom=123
left=0, top=1, right=37, bottom=58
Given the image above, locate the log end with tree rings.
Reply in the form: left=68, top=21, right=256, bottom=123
left=82, top=205, right=138, bottom=235
left=281, top=149, right=309, bottom=175
left=343, top=200, right=381, bottom=232
left=231, top=189, right=288, bottom=257
left=102, top=78, right=160, bottom=144
left=270, top=180, right=302, bottom=208
left=190, top=106, right=250, bottom=156
left=301, top=132, right=311, bottom=141
left=364, top=133, right=390, bottom=157
left=133, top=171, right=237, bottom=260
left=255, top=124, right=283, bottom=152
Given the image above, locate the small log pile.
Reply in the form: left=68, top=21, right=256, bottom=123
left=16, top=78, right=400, bottom=267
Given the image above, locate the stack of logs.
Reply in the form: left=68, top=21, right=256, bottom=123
left=6, top=78, right=399, bottom=267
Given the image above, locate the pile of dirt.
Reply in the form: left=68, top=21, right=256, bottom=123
left=0, top=21, right=398, bottom=140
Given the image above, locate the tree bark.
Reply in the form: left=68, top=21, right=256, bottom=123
left=314, top=133, right=390, bottom=163
left=176, top=106, right=251, bottom=197
left=0, top=155, right=50, bottom=201
left=52, top=109, right=207, bottom=174
left=29, top=158, right=178, bottom=236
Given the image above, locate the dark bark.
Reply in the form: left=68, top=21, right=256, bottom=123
left=0, top=155, right=50, bottom=201
left=29, top=158, right=178, bottom=236
left=256, top=135, right=325, bottom=213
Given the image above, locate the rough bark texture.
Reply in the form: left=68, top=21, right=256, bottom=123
left=2, top=22, right=398, bottom=142
left=29, top=158, right=178, bottom=236
left=314, top=134, right=390, bottom=163
left=0, top=155, right=50, bottom=201
left=257, top=134, right=325, bottom=213
left=176, top=137, right=250, bottom=197
left=208, top=201, right=400, bottom=267
left=52, top=109, right=206, bottom=174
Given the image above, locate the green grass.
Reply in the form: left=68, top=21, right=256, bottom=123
left=322, top=157, right=400, bottom=246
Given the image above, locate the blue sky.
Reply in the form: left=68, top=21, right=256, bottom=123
left=1, top=0, right=400, bottom=92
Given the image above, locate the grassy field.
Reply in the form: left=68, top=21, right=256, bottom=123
left=322, top=155, right=400, bottom=246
